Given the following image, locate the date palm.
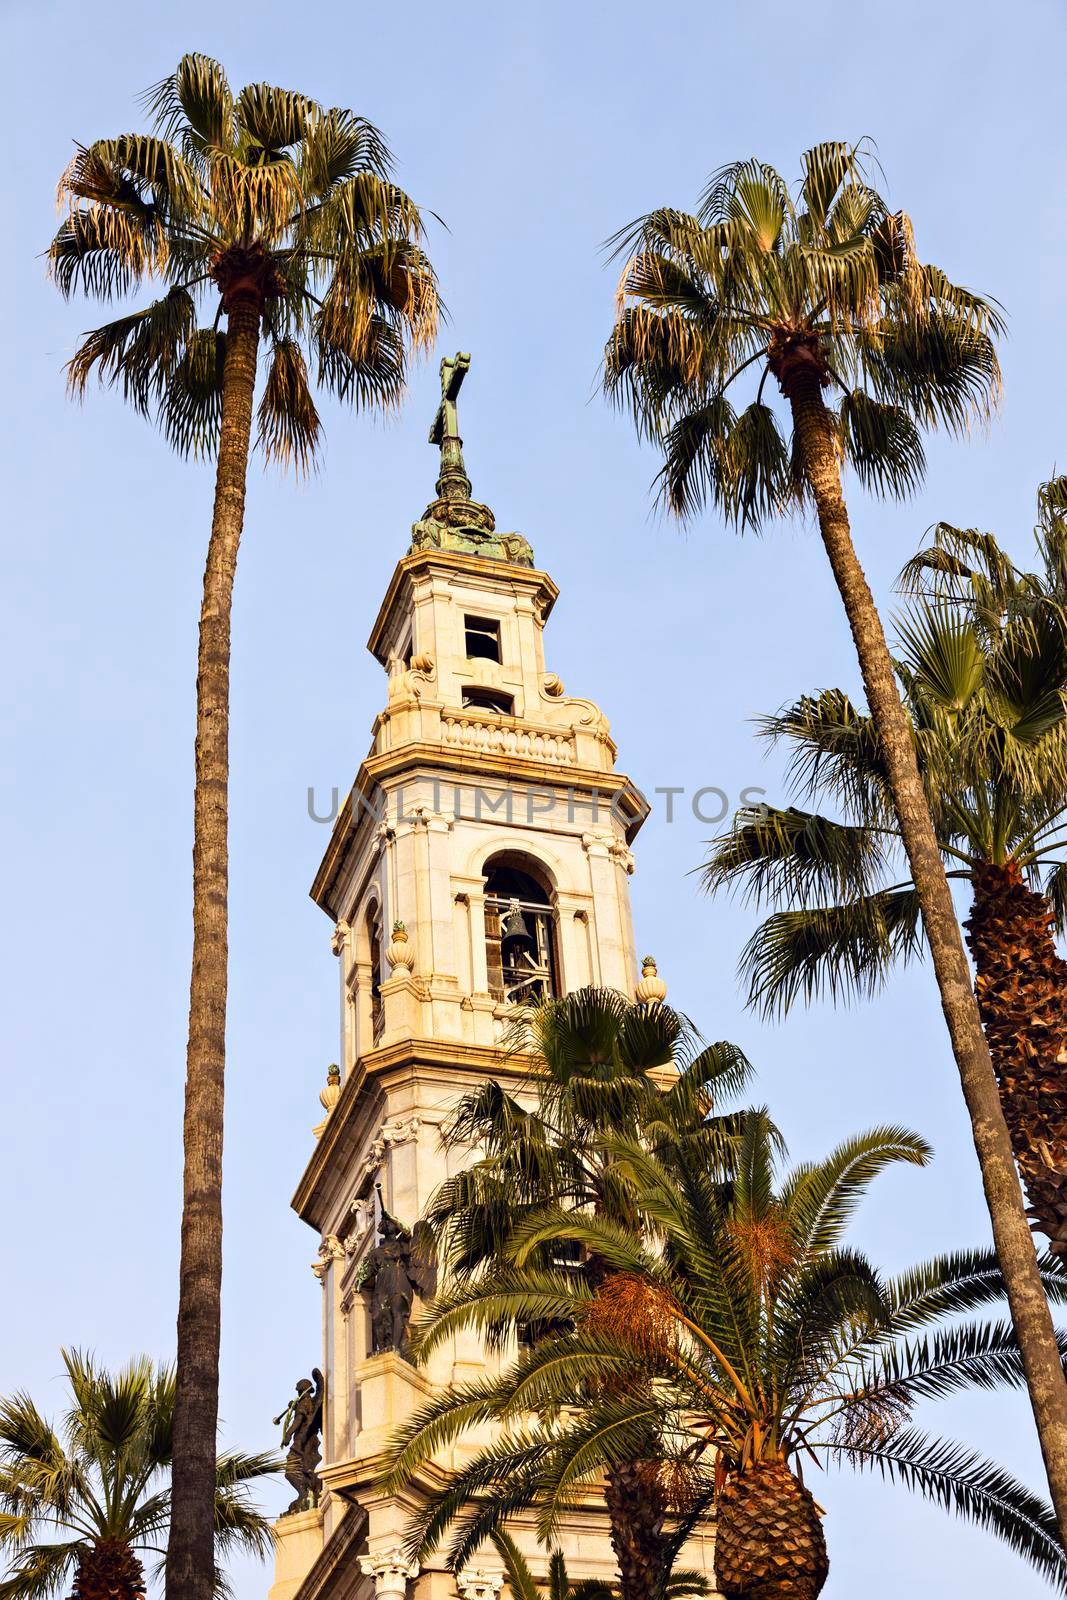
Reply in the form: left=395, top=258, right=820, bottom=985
left=49, top=54, right=438, bottom=1600
left=0, top=1351, right=275, bottom=1600
left=387, top=1114, right=1067, bottom=1600
left=423, top=988, right=753, bottom=1600
left=704, top=486, right=1067, bottom=1256
left=601, top=140, right=1067, bottom=1527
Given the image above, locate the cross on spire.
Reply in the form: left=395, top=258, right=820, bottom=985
left=429, top=351, right=473, bottom=502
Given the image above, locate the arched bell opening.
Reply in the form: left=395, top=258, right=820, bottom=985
left=482, top=854, right=559, bottom=1006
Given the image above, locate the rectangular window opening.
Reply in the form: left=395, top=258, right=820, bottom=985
left=464, top=615, right=501, bottom=662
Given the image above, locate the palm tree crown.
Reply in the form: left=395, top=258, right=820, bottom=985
left=51, top=52, right=438, bottom=464
left=603, top=141, right=1002, bottom=523
left=0, top=1351, right=276, bottom=1600
left=703, top=481, right=1067, bottom=1251
left=421, top=990, right=753, bottom=1600
left=388, top=1111, right=1067, bottom=1600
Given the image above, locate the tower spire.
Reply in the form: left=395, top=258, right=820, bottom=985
left=409, top=350, right=535, bottom=566
left=429, top=351, right=473, bottom=502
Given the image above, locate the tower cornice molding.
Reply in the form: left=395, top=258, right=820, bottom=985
left=292, top=1037, right=541, bottom=1232
left=310, top=750, right=649, bottom=919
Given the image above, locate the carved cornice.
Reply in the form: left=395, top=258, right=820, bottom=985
left=311, top=754, right=648, bottom=918
left=292, top=1040, right=539, bottom=1231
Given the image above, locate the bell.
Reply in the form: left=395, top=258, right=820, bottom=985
left=501, top=898, right=534, bottom=953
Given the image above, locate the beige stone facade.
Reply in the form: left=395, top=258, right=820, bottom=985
left=270, top=466, right=715, bottom=1600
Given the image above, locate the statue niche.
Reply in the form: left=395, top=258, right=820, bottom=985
left=358, top=1190, right=437, bottom=1361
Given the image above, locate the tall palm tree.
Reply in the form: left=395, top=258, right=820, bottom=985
left=704, top=488, right=1067, bottom=1256
left=0, top=1351, right=275, bottom=1600
left=49, top=54, right=439, bottom=1600
left=387, top=1114, right=1067, bottom=1600
left=423, top=989, right=753, bottom=1600
left=601, top=140, right=1067, bottom=1528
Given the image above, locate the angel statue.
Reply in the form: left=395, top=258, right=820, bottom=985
left=272, top=1367, right=325, bottom=1514
left=359, top=1190, right=437, bottom=1359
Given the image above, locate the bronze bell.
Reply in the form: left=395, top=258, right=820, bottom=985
left=501, top=898, right=534, bottom=953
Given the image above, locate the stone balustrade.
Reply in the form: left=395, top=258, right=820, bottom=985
left=440, top=709, right=576, bottom=765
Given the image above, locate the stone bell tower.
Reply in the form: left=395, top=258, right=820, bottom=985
left=269, top=356, right=712, bottom=1600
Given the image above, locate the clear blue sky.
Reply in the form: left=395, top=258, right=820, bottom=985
left=3, top=2, right=1066, bottom=1596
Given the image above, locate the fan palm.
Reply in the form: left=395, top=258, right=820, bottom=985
left=49, top=54, right=438, bottom=1600
left=0, top=1351, right=276, bottom=1600
left=704, top=483, right=1067, bottom=1253
left=423, top=988, right=753, bottom=1600
left=601, top=140, right=1067, bottom=1526
left=387, top=1115, right=1067, bottom=1600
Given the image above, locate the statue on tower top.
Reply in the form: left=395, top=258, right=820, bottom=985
left=429, top=351, right=473, bottom=502
left=409, top=350, right=534, bottom=567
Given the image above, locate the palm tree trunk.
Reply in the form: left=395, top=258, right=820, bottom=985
left=965, top=861, right=1067, bottom=1255
left=71, top=1541, right=146, bottom=1600
left=165, top=293, right=260, bottom=1600
left=785, top=372, right=1067, bottom=1538
left=713, top=1463, right=828, bottom=1600
left=604, top=1460, right=667, bottom=1600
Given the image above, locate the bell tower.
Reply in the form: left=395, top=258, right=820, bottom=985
left=270, top=357, right=706, bottom=1600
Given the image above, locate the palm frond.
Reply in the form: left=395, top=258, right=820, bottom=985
left=839, top=391, right=925, bottom=497
left=836, top=1429, right=1067, bottom=1591
left=703, top=802, right=883, bottom=908
left=257, top=339, right=321, bottom=471
left=740, top=889, right=923, bottom=1017
left=67, top=289, right=197, bottom=412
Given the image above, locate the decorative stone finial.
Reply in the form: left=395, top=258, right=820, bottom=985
left=635, top=955, right=668, bottom=1006
left=313, top=1064, right=342, bottom=1139
left=386, top=921, right=414, bottom=974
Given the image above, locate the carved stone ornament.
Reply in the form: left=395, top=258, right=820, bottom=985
left=456, top=1572, right=505, bottom=1600
left=311, top=1234, right=345, bottom=1280
left=635, top=955, right=668, bottom=1006
left=360, top=1116, right=423, bottom=1182
left=312, top=1064, right=342, bottom=1140
left=359, top=1550, right=420, bottom=1597
left=386, top=921, right=414, bottom=973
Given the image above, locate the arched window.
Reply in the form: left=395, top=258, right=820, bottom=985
left=366, top=909, right=384, bottom=1043
left=483, top=857, right=559, bottom=1006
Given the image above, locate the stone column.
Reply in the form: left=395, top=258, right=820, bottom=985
left=359, top=1549, right=420, bottom=1600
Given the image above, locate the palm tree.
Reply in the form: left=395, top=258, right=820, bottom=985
left=704, top=485, right=1067, bottom=1257
left=0, top=1350, right=276, bottom=1600
left=387, top=1113, right=1067, bottom=1600
left=486, top=1527, right=706, bottom=1600
left=422, top=989, right=753, bottom=1600
left=49, top=54, right=439, bottom=1600
left=601, top=140, right=1067, bottom=1528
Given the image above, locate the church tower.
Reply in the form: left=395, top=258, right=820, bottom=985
left=270, top=356, right=711, bottom=1600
